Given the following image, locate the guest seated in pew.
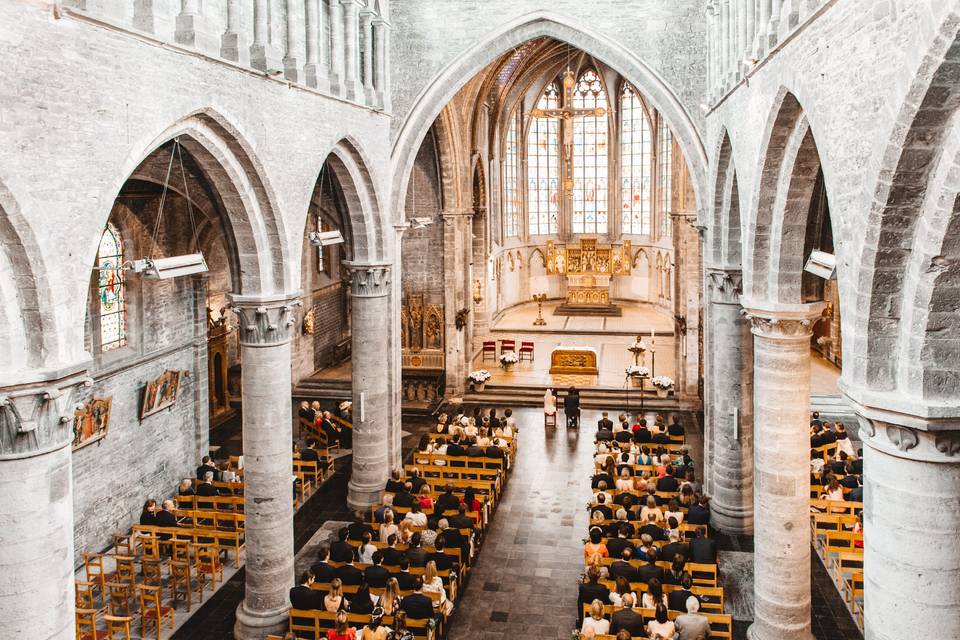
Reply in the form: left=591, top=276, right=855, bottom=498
left=380, top=510, right=399, bottom=543
left=140, top=499, right=158, bottom=526
left=378, top=578, right=403, bottom=615
left=577, top=566, right=610, bottom=624
left=363, top=551, right=390, bottom=589
left=608, top=575, right=636, bottom=607
left=609, top=547, right=639, bottom=582
left=405, top=532, right=427, bottom=567
left=592, top=493, right=613, bottom=521
left=581, top=599, right=611, bottom=636
left=358, top=531, right=378, bottom=564
left=435, top=413, right=449, bottom=435
left=606, top=523, right=635, bottom=561
left=675, top=595, right=712, bottom=640
left=417, top=485, right=434, bottom=512
left=640, top=495, right=663, bottom=523
left=437, top=518, right=467, bottom=560
left=336, top=553, right=364, bottom=587
left=681, top=469, right=702, bottom=496
left=196, top=455, right=218, bottom=481
left=642, top=577, right=669, bottom=609
left=614, top=426, right=633, bottom=444
left=660, top=528, right=689, bottom=564
left=177, top=478, right=195, bottom=496
left=679, top=484, right=697, bottom=509
left=647, top=603, right=677, bottom=639
left=428, top=537, right=454, bottom=573
left=466, top=437, right=485, bottom=458
left=640, top=513, right=667, bottom=542
left=397, top=520, right=415, bottom=545
left=407, top=468, right=427, bottom=493
left=312, top=545, right=337, bottom=583
left=392, top=482, right=416, bottom=508
left=822, top=476, right=844, bottom=502
left=847, top=478, right=863, bottom=503
left=349, top=518, right=375, bottom=542
left=657, top=467, right=680, bottom=492
left=689, top=527, right=717, bottom=565
left=664, top=554, right=687, bottom=586
left=360, top=609, right=390, bottom=640
left=299, top=400, right=317, bottom=424
left=385, top=470, right=405, bottom=494
left=382, top=534, right=404, bottom=567
left=652, top=426, right=672, bottom=445
left=433, top=484, right=460, bottom=517
left=155, top=499, right=178, bottom=533
left=349, top=580, right=376, bottom=615
left=399, top=577, right=435, bottom=620
left=597, top=422, right=614, bottom=442
left=633, top=419, right=652, bottom=444
left=598, top=411, right=614, bottom=432
left=300, top=438, right=321, bottom=463
left=445, top=433, right=466, bottom=460
left=449, top=501, right=476, bottom=533
left=501, top=408, right=517, bottom=436
left=326, top=610, right=357, bottom=640
left=422, top=560, right=453, bottom=615
left=668, top=417, right=685, bottom=437
left=636, top=547, right=664, bottom=584
left=584, top=527, right=609, bottom=564
left=687, top=495, right=711, bottom=526
left=404, top=503, right=428, bottom=528
left=324, top=578, right=349, bottom=612
left=667, top=572, right=699, bottom=611
left=331, top=527, right=358, bottom=563
left=594, top=482, right=613, bottom=506
left=291, top=571, right=324, bottom=610
left=636, top=446, right=655, bottom=466
left=393, top=558, right=417, bottom=591
left=387, top=611, right=414, bottom=640
left=609, top=593, right=646, bottom=636
left=420, top=523, right=438, bottom=549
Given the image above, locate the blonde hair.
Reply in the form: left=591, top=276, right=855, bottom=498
left=335, top=610, right=349, bottom=634
left=590, top=599, right=604, bottom=620
left=424, top=560, right=438, bottom=583
left=328, top=578, right=343, bottom=599
left=382, top=578, right=401, bottom=614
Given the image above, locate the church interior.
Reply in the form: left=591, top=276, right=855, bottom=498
left=0, top=1, right=956, bottom=639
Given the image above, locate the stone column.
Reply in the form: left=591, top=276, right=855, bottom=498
left=341, top=0, right=361, bottom=102
left=134, top=0, right=176, bottom=37
left=231, top=294, right=300, bottom=640
left=848, top=404, right=960, bottom=640
left=250, top=0, right=282, bottom=72
left=706, top=269, right=753, bottom=533
left=343, top=262, right=392, bottom=510
left=735, top=0, right=746, bottom=78
left=360, top=10, right=375, bottom=106
left=175, top=0, right=219, bottom=54
left=372, top=17, right=390, bottom=110
left=0, top=365, right=92, bottom=639
left=283, top=0, right=306, bottom=82
left=755, top=0, right=772, bottom=57
left=744, top=302, right=823, bottom=640
left=221, top=0, right=250, bottom=65
left=303, top=0, right=329, bottom=90
left=769, top=0, right=784, bottom=43
left=719, top=0, right=730, bottom=88
left=328, top=0, right=345, bottom=96
left=442, top=211, right=472, bottom=398
left=191, top=274, right=211, bottom=463
left=745, top=0, right=756, bottom=61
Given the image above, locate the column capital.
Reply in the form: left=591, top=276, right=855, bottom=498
left=706, top=267, right=742, bottom=305
left=342, top=261, right=392, bottom=298
left=228, top=292, right=303, bottom=347
left=0, top=364, right=94, bottom=459
left=741, top=300, right=825, bottom=340
left=844, top=391, right=960, bottom=463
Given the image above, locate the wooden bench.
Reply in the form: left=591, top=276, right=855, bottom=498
left=584, top=606, right=733, bottom=639
left=289, top=609, right=433, bottom=640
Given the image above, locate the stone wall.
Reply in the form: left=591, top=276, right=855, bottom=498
left=401, top=129, right=445, bottom=306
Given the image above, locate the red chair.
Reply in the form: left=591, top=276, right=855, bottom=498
left=482, top=341, right=497, bottom=362
left=519, top=341, right=534, bottom=362
left=499, top=339, right=516, bottom=354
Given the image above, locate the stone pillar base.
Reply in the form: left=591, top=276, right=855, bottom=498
left=709, top=502, right=753, bottom=535
left=347, top=477, right=383, bottom=512
left=746, top=621, right=815, bottom=640
left=234, top=602, right=288, bottom=640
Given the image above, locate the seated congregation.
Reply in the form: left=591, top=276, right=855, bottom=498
left=577, top=412, right=731, bottom=640
left=286, top=405, right=519, bottom=639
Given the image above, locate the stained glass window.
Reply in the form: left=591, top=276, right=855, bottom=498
left=572, top=70, right=608, bottom=235
left=503, top=110, right=520, bottom=237
left=620, top=84, right=652, bottom=235
left=527, top=82, right=560, bottom=236
left=658, top=117, right=673, bottom=237
left=97, top=223, right=127, bottom=352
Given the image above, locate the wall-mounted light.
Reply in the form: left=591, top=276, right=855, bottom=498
left=308, top=230, right=345, bottom=247
left=803, top=250, right=837, bottom=280
left=125, top=254, right=208, bottom=279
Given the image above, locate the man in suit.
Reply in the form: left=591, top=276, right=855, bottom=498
left=609, top=547, right=639, bottom=582
left=347, top=518, right=374, bottom=541
left=614, top=427, right=633, bottom=444
left=667, top=572, right=698, bottom=612
left=434, top=485, right=460, bottom=516
left=381, top=534, right=404, bottom=567
left=330, top=527, right=356, bottom=563
left=154, top=500, right=178, bottom=541
left=310, top=546, right=337, bottom=584
left=675, top=595, right=712, bottom=640
left=363, top=551, right=390, bottom=588
left=335, top=556, right=363, bottom=586
left=488, top=408, right=501, bottom=431
left=446, top=434, right=466, bottom=457
left=668, top=417, right=685, bottom=437
left=400, top=577, right=436, bottom=619
left=428, top=537, right=454, bottom=573
left=596, top=424, right=614, bottom=442
left=639, top=513, right=667, bottom=541
left=392, top=482, right=416, bottom=508
left=633, top=420, right=653, bottom=444
left=405, top=532, right=428, bottom=567
left=393, top=558, right=418, bottom=591
left=606, top=524, right=635, bottom=561
left=466, top=439, right=486, bottom=458
left=660, top=530, right=689, bottom=564
left=299, top=438, right=320, bottom=463
left=196, top=471, right=220, bottom=499
left=448, top=503, right=476, bottom=533
left=636, top=547, right=664, bottom=584
left=577, top=566, right=610, bottom=624
left=408, top=468, right=427, bottom=493
left=851, top=449, right=864, bottom=474
left=289, top=571, right=323, bottom=610
left=657, top=469, right=680, bottom=493
left=609, top=593, right=646, bottom=636
left=689, top=529, right=717, bottom=564
left=687, top=496, right=711, bottom=526
left=196, top=456, right=218, bottom=481
left=592, top=493, right=613, bottom=520
left=299, top=400, right=317, bottom=424
left=597, top=411, right=614, bottom=432
left=385, top=469, right=405, bottom=494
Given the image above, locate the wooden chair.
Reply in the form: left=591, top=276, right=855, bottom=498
left=193, top=543, right=223, bottom=590
left=103, top=615, right=132, bottom=640
left=75, top=580, right=97, bottom=610
left=138, top=534, right=162, bottom=563
left=137, top=584, right=174, bottom=640
left=106, top=582, right=134, bottom=617
left=499, top=339, right=516, bottom=354
left=76, top=608, right=106, bottom=640
left=83, top=552, right=107, bottom=596
left=105, top=555, right=136, bottom=585
left=112, top=533, right=135, bottom=557
left=170, top=560, right=202, bottom=612
left=141, top=558, right=164, bottom=587
left=170, top=539, right=192, bottom=563
left=481, top=340, right=497, bottom=362
left=544, top=411, right=556, bottom=428
left=518, top=340, right=534, bottom=362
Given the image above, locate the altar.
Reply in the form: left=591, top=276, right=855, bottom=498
left=546, top=238, right=630, bottom=316
left=549, top=345, right=599, bottom=375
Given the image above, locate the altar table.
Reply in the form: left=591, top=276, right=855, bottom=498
left=548, top=345, right=599, bottom=375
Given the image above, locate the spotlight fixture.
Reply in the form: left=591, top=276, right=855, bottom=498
left=803, top=250, right=837, bottom=280
left=308, top=229, right=345, bottom=247
left=409, top=216, right=434, bottom=230
left=125, top=254, right=209, bottom=279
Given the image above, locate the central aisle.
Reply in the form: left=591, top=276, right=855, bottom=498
left=448, top=407, right=692, bottom=639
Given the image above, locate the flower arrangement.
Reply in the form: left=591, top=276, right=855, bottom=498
left=625, top=365, right=650, bottom=378
left=499, top=351, right=519, bottom=365
left=651, top=375, right=674, bottom=390
left=467, top=370, right=493, bottom=383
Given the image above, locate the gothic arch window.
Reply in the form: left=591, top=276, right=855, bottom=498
left=527, top=82, right=560, bottom=236
left=657, top=116, right=673, bottom=237
left=620, top=84, right=652, bottom=235
left=96, top=222, right=127, bottom=352
left=503, top=109, right=521, bottom=237
left=572, top=69, right=608, bottom=234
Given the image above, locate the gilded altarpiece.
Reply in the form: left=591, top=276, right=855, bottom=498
left=546, top=239, right=631, bottom=308
left=400, top=292, right=445, bottom=405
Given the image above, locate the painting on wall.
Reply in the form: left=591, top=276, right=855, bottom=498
left=140, top=369, right=183, bottom=419
left=73, top=397, right=112, bottom=450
